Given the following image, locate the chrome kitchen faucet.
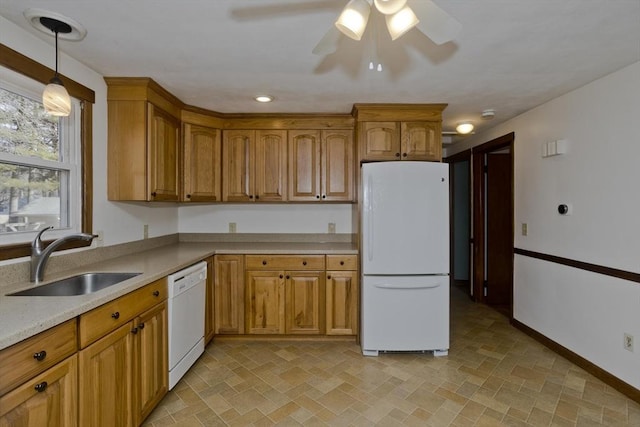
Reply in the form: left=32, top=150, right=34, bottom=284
left=31, top=226, right=97, bottom=283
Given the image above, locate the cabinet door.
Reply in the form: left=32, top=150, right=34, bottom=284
left=322, top=130, right=354, bottom=201
left=79, top=322, right=135, bottom=427
left=285, top=271, right=325, bottom=334
left=137, top=302, right=168, bottom=425
left=401, top=121, right=441, bottom=161
left=326, top=271, right=358, bottom=335
left=148, top=104, right=180, bottom=201
left=288, top=130, right=321, bottom=201
left=255, top=130, right=287, bottom=201
left=0, top=355, right=77, bottom=427
left=214, top=255, right=245, bottom=334
left=205, top=257, right=215, bottom=343
left=245, top=270, right=285, bottom=334
left=222, top=130, right=254, bottom=201
left=360, top=122, right=400, bottom=160
left=183, top=123, right=221, bottom=202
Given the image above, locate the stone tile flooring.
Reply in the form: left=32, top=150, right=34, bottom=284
left=143, top=286, right=640, bottom=426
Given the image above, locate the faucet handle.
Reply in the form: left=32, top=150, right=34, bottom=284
left=32, top=226, right=54, bottom=253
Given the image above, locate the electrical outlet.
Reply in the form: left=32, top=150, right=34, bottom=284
left=95, top=230, right=104, bottom=247
left=328, top=222, right=336, bottom=234
left=229, top=222, right=237, bottom=233
left=624, top=333, right=634, bottom=352
left=521, top=223, right=528, bottom=236
left=143, top=224, right=149, bottom=239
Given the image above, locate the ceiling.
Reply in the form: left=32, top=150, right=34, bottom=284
left=1, top=1, right=639, bottom=145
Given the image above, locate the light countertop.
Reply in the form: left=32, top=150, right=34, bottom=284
left=0, top=241, right=357, bottom=350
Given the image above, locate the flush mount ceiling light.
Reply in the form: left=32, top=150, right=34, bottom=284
left=255, top=95, right=274, bottom=103
left=456, top=122, right=474, bottom=135
left=314, top=0, right=461, bottom=55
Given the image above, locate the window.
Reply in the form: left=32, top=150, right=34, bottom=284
left=0, top=43, right=95, bottom=261
left=0, top=73, right=81, bottom=245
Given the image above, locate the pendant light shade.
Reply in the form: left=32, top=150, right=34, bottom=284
left=374, top=0, right=408, bottom=15
left=386, top=6, right=419, bottom=40
left=40, top=17, right=72, bottom=116
left=335, top=0, right=371, bottom=41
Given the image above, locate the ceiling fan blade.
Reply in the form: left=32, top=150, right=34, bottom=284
left=409, top=0, right=462, bottom=45
left=312, top=26, right=342, bottom=55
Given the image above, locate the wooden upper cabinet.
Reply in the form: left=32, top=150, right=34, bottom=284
left=106, top=78, right=182, bottom=201
left=288, top=129, right=353, bottom=202
left=148, top=105, right=180, bottom=201
left=183, top=124, right=221, bottom=202
left=222, top=130, right=287, bottom=202
left=360, top=122, right=401, bottom=160
left=401, top=121, right=441, bottom=161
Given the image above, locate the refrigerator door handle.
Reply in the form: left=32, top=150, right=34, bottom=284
left=366, top=174, right=374, bottom=262
left=374, top=283, right=442, bottom=290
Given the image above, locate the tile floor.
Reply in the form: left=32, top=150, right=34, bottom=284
left=143, top=286, right=640, bottom=426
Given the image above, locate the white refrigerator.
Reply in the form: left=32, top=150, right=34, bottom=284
left=361, top=161, right=450, bottom=356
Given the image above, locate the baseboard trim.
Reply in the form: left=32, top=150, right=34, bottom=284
left=511, top=318, right=640, bottom=404
left=212, top=335, right=356, bottom=343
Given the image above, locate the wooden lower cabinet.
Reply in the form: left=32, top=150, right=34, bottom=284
left=285, top=272, right=325, bottom=334
left=0, top=355, right=78, bottom=427
left=326, top=271, right=358, bottom=335
left=79, top=301, right=167, bottom=427
left=245, top=270, right=285, bottom=334
left=214, top=255, right=245, bottom=334
left=204, top=257, right=215, bottom=344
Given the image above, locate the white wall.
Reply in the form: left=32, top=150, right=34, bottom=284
left=447, top=62, right=640, bottom=389
left=1, top=16, right=179, bottom=249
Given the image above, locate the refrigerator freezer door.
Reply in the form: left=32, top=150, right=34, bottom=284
left=362, top=161, right=449, bottom=275
left=361, top=275, right=449, bottom=355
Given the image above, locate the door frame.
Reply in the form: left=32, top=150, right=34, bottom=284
left=471, top=132, right=515, bottom=313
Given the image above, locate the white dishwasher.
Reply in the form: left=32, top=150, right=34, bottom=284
left=167, top=261, right=207, bottom=390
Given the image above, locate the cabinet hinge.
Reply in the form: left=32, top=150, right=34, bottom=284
left=483, top=281, right=488, bottom=297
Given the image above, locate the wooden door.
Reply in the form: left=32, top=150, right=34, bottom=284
left=285, top=271, right=325, bottom=334
left=79, top=322, right=135, bottom=427
left=136, top=302, right=168, bottom=425
left=401, top=121, right=441, bottom=161
left=288, top=130, right=321, bottom=201
left=222, top=130, right=254, bottom=201
left=245, top=270, right=285, bottom=334
left=214, top=255, right=245, bottom=334
left=322, top=130, right=353, bottom=201
left=486, top=153, right=513, bottom=307
left=0, top=355, right=77, bottom=427
left=326, top=271, right=358, bottom=335
left=204, top=257, right=215, bottom=343
left=255, top=130, right=287, bottom=201
left=148, top=104, right=180, bottom=201
left=183, top=123, right=221, bottom=202
left=359, top=122, right=400, bottom=160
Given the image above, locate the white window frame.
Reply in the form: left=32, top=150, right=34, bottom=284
left=0, top=66, right=82, bottom=245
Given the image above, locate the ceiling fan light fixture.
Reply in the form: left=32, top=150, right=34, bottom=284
left=386, top=6, right=419, bottom=40
left=456, top=122, right=474, bottom=135
left=374, top=0, right=408, bottom=15
left=335, top=0, right=371, bottom=41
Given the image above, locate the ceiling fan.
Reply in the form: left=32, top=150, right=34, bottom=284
left=313, top=0, right=462, bottom=55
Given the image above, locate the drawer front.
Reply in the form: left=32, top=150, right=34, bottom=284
left=245, top=255, right=325, bottom=270
left=326, top=255, right=358, bottom=271
left=0, top=319, right=77, bottom=396
left=79, top=278, right=167, bottom=348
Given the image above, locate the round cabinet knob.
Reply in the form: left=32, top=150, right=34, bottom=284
left=322, top=195, right=326, bottom=199
left=262, top=260, right=267, bottom=266
left=395, top=152, right=400, bottom=157
left=327, top=275, right=332, bottom=279
left=151, top=192, right=157, bottom=197
left=153, top=290, right=160, bottom=297
left=316, top=195, right=320, bottom=199
left=111, top=312, right=120, bottom=320
left=302, top=261, right=307, bottom=266
left=139, top=323, right=145, bottom=330
left=186, top=194, right=191, bottom=199
left=279, top=274, right=283, bottom=279
left=402, top=152, right=408, bottom=157
left=286, top=275, right=290, bottom=279
left=131, top=327, right=138, bottom=334
left=34, top=382, right=48, bottom=393
left=255, top=195, right=260, bottom=200
left=340, top=261, right=345, bottom=266
left=33, top=350, right=47, bottom=361
left=249, top=195, right=254, bottom=199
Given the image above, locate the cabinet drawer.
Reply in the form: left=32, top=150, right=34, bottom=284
left=245, top=255, right=325, bottom=270
left=326, top=255, right=358, bottom=271
left=0, top=319, right=77, bottom=396
left=79, top=278, right=167, bottom=348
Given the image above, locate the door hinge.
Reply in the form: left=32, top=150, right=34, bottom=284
left=483, top=281, right=488, bottom=297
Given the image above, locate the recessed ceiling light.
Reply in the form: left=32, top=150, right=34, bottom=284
left=456, top=122, right=474, bottom=134
left=255, top=95, right=273, bottom=103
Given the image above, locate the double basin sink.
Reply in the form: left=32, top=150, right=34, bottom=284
left=8, top=272, right=141, bottom=296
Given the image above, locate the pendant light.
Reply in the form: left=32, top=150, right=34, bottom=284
left=335, top=0, right=372, bottom=41
left=40, top=17, right=72, bottom=116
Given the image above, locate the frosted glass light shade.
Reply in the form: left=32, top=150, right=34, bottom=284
left=386, top=6, right=419, bottom=40
left=456, top=123, right=474, bottom=134
left=43, top=79, right=71, bottom=116
left=374, top=0, right=408, bottom=15
left=335, top=0, right=371, bottom=41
